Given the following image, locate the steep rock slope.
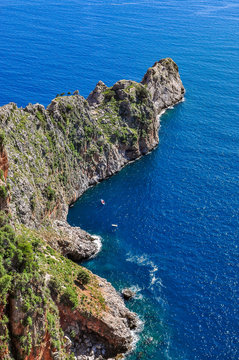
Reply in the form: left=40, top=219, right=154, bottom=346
left=0, top=58, right=184, bottom=261
left=0, top=58, right=184, bottom=360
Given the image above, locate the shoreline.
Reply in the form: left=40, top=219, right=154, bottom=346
left=0, top=58, right=185, bottom=360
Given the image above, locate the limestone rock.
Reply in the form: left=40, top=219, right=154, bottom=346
left=87, top=81, right=108, bottom=107
left=121, top=288, right=135, bottom=300
left=53, top=220, right=101, bottom=261
left=141, top=58, right=185, bottom=113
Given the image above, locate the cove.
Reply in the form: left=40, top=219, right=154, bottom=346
left=68, top=96, right=238, bottom=360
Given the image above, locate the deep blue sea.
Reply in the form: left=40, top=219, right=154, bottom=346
left=1, top=1, right=239, bottom=359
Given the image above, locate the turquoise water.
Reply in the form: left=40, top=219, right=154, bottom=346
left=1, top=1, right=239, bottom=359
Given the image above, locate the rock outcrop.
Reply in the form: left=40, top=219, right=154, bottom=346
left=121, top=288, right=135, bottom=300
left=0, top=58, right=184, bottom=360
left=0, top=57, right=184, bottom=260
left=141, top=58, right=184, bottom=112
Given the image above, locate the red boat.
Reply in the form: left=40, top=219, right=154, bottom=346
left=100, top=199, right=105, bottom=205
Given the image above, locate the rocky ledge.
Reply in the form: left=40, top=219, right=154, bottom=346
left=0, top=58, right=184, bottom=360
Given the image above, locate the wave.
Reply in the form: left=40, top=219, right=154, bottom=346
left=158, top=97, right=185, bottom=124
left=126, top=253, right=164, bottom=289
left=158, top=109, right=167, bottom=124
left=129, top=317, right=145, bottom=355
left=128, top=285, right=144, bottom=300
left=90, top=235, right=103, bottom=258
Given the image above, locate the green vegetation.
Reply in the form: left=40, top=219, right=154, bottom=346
left=104, top=88, right=116, bottom=102
left=45, top=186, right=56, bottom=211
left=1, top=80, right=154, bottom=228
left=0, top=130, right=5, bottom=147
left=0, top=77, right=156, bottom=358
left=30, top=193, right=36, bottom=211
left=136, top=85, right=148, bottom=101
left=61, top=286, right=79, bottom=309
left=77, top=268, right=90, bottom=285
left=45, top=185, right=56, bottom=201
left=0, top=185, right=7, bottom=199
left=66, top=103, right=73, bottom=111
left=0, top=170, right=4, bottom=182
left=0, top=213, right=42, bottom=357
left=0, top=216, right=39, bottom=306
left=36, top=226, right=106, bottom=316
left=0, top=209, right=107, bottom=358
left=36, top=111, right=45, bottom=125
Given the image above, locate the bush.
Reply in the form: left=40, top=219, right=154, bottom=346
left=0, top=274, right=12, bottom=296
left=61, top=287, right=78, bottom=309
left=104, top=89, right=116, bottom=102
left=45, top=186, right=56, bottom=201
left=0, top=130, right=5, bottom=146
left=0, top=211, right=10, bottom=227
left=25, top=316, right=32, bottom=327
left=84, top=126, right=94, bottom=139
left=49, top=276, right=61, bottom=297
left=137, top=86, right=148, bottom=101
left=0, top=170, right=4, bottom=182
left=0, top=185, right=8, bottom=199
left=66, top=104, right=73, bottom=112
left=77, top=268, right=90, bottom=285
left=0, top=257, right=6, bottom=277
left=30, top=195, right=36, bottom=211
left=132, top=133, right=138, bottom=144
left=36, top=111, right=45, bottom=124
left=16, top=235, right=37, bottom=272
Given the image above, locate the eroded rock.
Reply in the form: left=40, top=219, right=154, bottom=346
left=121, top=288, right=135, bottom=300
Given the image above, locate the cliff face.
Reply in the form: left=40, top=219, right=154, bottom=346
left=0, top=58, right=184, bottom=261
left=0, top=58, right=184, bottom=360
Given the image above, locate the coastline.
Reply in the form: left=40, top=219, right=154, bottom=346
left=0, top=58, right=185, bottom=360
left=66, top=95, right=186, bottom=263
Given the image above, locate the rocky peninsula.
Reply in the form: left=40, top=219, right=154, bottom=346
left=0, top=58, right=184, bottom=360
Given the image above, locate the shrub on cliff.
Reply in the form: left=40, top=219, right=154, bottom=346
left=0, top=210, right=10, bottom=227
left=136, top=85, right=148, bottom=101
left=17, top=235, right=36, bottom=272
left=45, top=185, right=56, bottom=201
left=0, top=185, right=7, bottom=199
left=61, top=286, right=78, bottom=309
left=0, top=170, right=4, bottom=182
left=0, top=213, right=39, bottom=296
left=66, top=103, right=73, bottom=112
left=0, top=274, right=12, bottom=298
left=104, top=88, right=116, bottom=102
left=77, top=268, right=90, bottom=285
left=0, top=130, right=5, bottom=147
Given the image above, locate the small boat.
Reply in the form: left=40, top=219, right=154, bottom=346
left=112, top=224, right=118, bottom=227
left=100, top=199, right=105, bottom=205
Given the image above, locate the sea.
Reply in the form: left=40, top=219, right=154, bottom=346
left=0, top=1, right=239, bottom=359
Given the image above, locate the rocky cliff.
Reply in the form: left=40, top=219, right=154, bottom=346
left=0, top=58, right=184, bottom=360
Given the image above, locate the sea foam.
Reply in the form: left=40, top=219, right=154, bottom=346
left=90, top=235, right=103, bottom=258
left=126, top=253, right=163, bottom=289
